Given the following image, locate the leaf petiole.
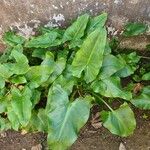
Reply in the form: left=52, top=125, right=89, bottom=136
left=91, top=92, right=114, bottom=111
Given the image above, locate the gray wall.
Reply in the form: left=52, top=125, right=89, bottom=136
left=0, top=0, right=150, bottom=37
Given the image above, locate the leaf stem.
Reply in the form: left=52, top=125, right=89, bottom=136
left=91, top=92, right=114, bottom=111
left=140, top=56, right=150, bottom=60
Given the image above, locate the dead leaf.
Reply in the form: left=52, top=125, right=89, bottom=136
left=91, top=112, right=102, bottom=129
left=133, top=83, right=143, bottom=94
left=91, top=122, right=102, bottom=129
left=119, top=142, right=126, bottom=150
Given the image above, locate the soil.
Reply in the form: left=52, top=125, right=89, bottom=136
left=0, top=107, right=149, bottom=150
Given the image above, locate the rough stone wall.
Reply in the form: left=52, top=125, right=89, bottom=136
left=0, top=0, right=150, bottom=38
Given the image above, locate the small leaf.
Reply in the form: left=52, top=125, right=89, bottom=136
left=26, top=52, right=54, bottom=88
left=47, top=52, right=67, bottom=84
left=10, top=76, right=27, bottom=84
left=63, top=14, right=89, bottom=42
left=53, top=74, right=76, bottom=95
left=131, top=86, right=150, bottom=110
left=10, top=50, right=29, bottom=75
left=31, top=90, right=41, bottom=108
left=29, top=109, right=50, bottom=132
left=91, top=76, right=132, bottom=100
left=46, top=85, right=91, bottom=150
left=99, top=54, right=124, bottom=79
left=0, top=117, right=11, bottom=131
left=72, top=28, right=107, bottom=83
left=87, top=12, right=107, bottom=34
left=7, top=106, right=20, bottom=130
left=25, top=32, right=60, bottom=48
left=0, top=64, right=13, bottom=79
left=116, top=52, right=140, bottom=77
left=101, top=103, right=136, bottom=137
left=32, top=49, right=47, bottom=59
left=10, top=86, right=32, bottom=127
left=0, top=76, right=5, bottom=89
left=123, top=23, right=148, bottom=36
left=3, top=31, right=25, bottom=46
left=142, top=72, right=150, bottom=80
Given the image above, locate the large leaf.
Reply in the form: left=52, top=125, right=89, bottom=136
left=131, top=86, right=150, bottom=110
left=46, top=85, right=91, bottom=150
left=142, top=72, right=150, bottom=80
left=91, top=76, right=132, bottom=100
left=25, top=32, right=61, bottom=48
left=99, top=54, right=125, bottom=79
left=63, top=14, right=89, bottom=42
left=87, top=12, right=107, bottom=34
left=123, top=23, right=148, bottom=36
left=10, top=86, right=32, bottom=127
left=72, top=28, right=107, bottom=83
left=115, top=52, right=140, bottom=77
left=101, top=103, right=136, bottom=137
left=3, top=31, right=25, bottom=46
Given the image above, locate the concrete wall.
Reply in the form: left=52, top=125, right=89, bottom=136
left=0, top=0, right=150, bottom=38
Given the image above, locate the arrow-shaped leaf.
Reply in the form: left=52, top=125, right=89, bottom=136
left=101, top=103, right=136, bottom=137
left=46, top=85, right=91, bottom=150
left=72, top=28, right=107, bottom=83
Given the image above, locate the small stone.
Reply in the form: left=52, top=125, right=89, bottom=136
left=0, top=132, right=7, bottom=138
left=31, top=144, right=42, bottom=150
left=21, top=129, right=28, bottom=135
left=119, top=142, right=126, bottom=150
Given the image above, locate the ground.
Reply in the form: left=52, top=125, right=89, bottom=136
left=0, top=107, right=149, bottom=150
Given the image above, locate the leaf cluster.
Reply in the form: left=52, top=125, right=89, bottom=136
left=0, top=13, right=150, bottom=150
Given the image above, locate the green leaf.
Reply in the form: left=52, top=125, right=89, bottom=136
left=0, top=64, right=13, bottom=79
left=104, top=40, right=111, bottom=55
left=7, top=106, right=20, bottom=130
left=72, top=28, right=107, bottom=83
left=87, top=12, right=107, bottom=34
left=10, top=76, right=27, bottom=84
left=28, top=109, right=50, bottom=132
left=101, top=103, right=136, bottom=137
left=0, top=76, right=5, bottom=89
left=10, top=86, right=32, bottom=127
left=25, top=52, right=54, bottom=88
left=142, top=72, right=150, bottom=80
left=131, top=86, right=150, bottom=110
left=9, top=50, right=29, bottom=75
left=115, top=52, right=140, bottom=77
left=3, top=31, right=25, bottom=46
left=46, top=85, right=91, bottom=150
left=63, top=14, right=89, bottom=42
left=91, top=76, right=132, bottom=100
left=99, top=54, right=124, bottom=79
left=123, top=23, right=148, bottom=36
left=47, top=52, right=67, bottom=84
left=31, top=90, right=41, bottom=108
left=0, top=117, right=11, bottom=131
left=32, top=49, right=47, bottom=59
left=25, top=32, right=61, bottom=48
left=53, top=74, right=76, bottom=95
